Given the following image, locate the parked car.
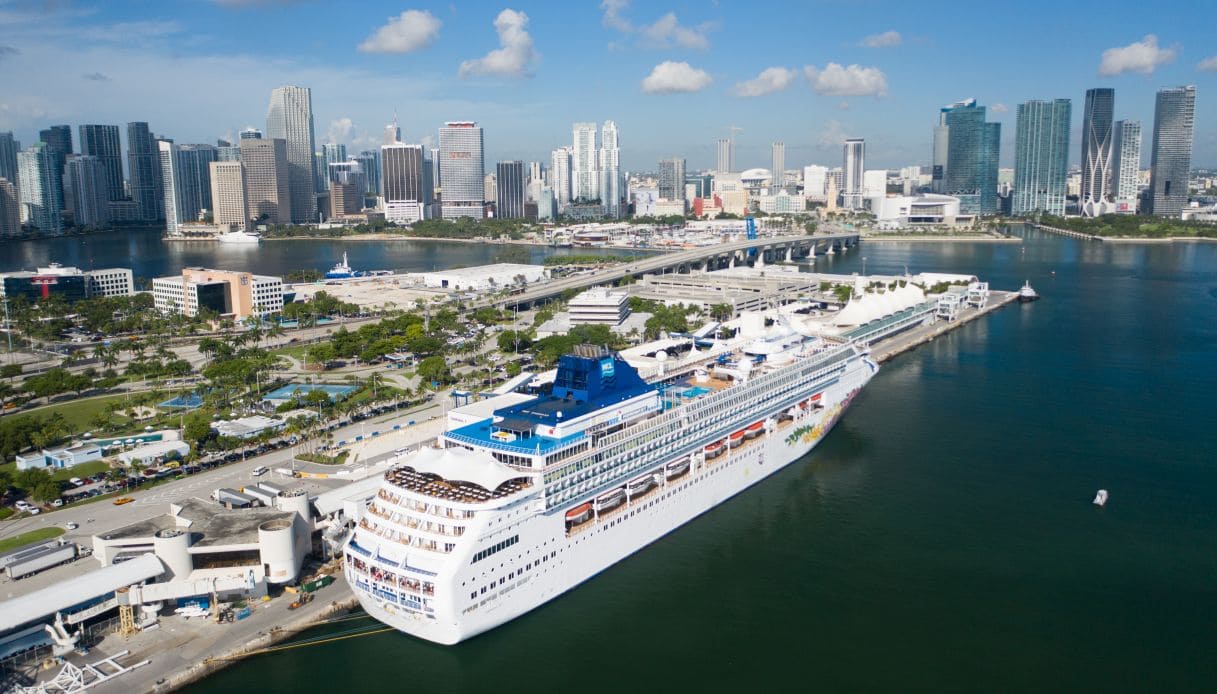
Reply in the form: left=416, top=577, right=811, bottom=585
left=69, top=477, right=85, bottom=487
left=51, top=499, right=64, bottom=507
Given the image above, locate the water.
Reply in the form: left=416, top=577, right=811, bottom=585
left=168, top=227, right=1214, bottom=691
left=0, top=229, right=647, bottom=278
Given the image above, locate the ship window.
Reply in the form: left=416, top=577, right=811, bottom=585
left=470, top=592, right=476, bottom=600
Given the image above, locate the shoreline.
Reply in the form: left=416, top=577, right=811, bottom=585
left=1032, top=222, right=1217, bottom=244
left=861, top=235, right=1021, bottom=243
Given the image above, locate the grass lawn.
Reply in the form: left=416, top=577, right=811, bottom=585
left=273, top=344, right=313, bottom=361
left=17, top=393, right=133, bottom=432
left=49, top=460, right=110, bottom=483
left=0, top=526, right=65, bottom=553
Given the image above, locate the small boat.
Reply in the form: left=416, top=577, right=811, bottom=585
left=1093, top=489, right=1108, bottom=506
left=627, top=474, right=659, bottom=498
left=564, top=502, right=593, bottom=525
left=595, top=488, right=626, bottom=514
left=325, top=251, right=366, bottom=279
left=1017, top=280, right=1040, bottom=303
left=217, top=230, right=261, bottom=244
left=704, top=441, right=725, bottom=458
left=744, top=421, right=765, bottom=439
left=664, top=458, right=690, bottom=480
left=728, top=431, right=745, bottom=448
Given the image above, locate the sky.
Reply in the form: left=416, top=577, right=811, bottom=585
left=0, top=0, right=1214, bottom=173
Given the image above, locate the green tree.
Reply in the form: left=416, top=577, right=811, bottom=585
left=183, top=413, right=214, bottom=446
left=417, top=356, right=452, bottom=386
left=14, top=467, right=50, bottom=492
left=31, top=479, right=62, bottom=504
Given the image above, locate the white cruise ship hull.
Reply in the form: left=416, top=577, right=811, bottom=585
left=346, top=350, right=875, bottom=645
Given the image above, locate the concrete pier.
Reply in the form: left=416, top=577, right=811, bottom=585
left=869, top=290, right=1019, bottom=364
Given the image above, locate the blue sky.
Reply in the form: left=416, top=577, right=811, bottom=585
left=0, top=0, right=1214, bottom=171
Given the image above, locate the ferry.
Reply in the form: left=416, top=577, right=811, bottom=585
left=217, top=230, right=261, bottom=244
left=345, top=338, right=877, bottom=644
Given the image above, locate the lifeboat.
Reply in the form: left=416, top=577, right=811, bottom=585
left=664, top=458, right=690, bottom=480
left=627, top=474, right=659, bottom=498
left=595, top=488, right=626, bottom=514
left=744, top=421, right=765, bottom=439
left=704, top=441, right=725, bottom=458
left=564, top=502, right=593, bottom=525
left=728, top=431, right=745, bottom=448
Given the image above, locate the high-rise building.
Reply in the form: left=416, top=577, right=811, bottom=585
left=598, top=120, right=621, bottom=216
left=1013, top=99, right=1071, bottom=216
left=942, top=100, right=1001, bottom=215
left=0, top=177, right=20, bottom=238
left=0, top=132, right=19, bottom=190
left=382, top=142, right=430, bottom=224
left=438, top=122, right=484, bottom=219
left=771, top=142, right=785, bottom=190
left=239, top=137, right=290, bottom=225
left=659, top=158, right=686, bottom=201
left=126, top=122, right=162, bottom=222
left=240, top=129, right=263, bottom=140
left=550, top=146, right=572, bottom=211
left=716, top=138, right=734, bottom=173
left=802, top=165, right=828, bottom=201
left=496, top=161, right=526, bottom=219
left=1148, top=85, right=1196, bottom=218
left=1109, top=120, right=1142, bottom=212
left=62, top=154, right=110, bottom=228
left=77, top=125, right=123, bottom=201
left=1080, top=88, right=1115, bottom=216
left=216, top=140, right=241, bottom=162
left=17, top=142, right=63, bottom=234
left=384, top=121, right=401, bottom=146
left=265, top=85, right=318, bottom=222
left=572, top=122, right=599, bottom=202
left=354, top=150, right=381, bottom=197
left=38, top=125, right=72, bottom=189
left=843, top=138, right=865, bottom=209
left=319, top=143, right=347, bottom=192
left=209, top=161, right=248, bottom=231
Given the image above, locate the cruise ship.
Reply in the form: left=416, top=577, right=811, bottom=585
left=344, top=336, right=878, bottom=644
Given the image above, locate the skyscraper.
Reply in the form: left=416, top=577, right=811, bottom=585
left=209, top=161, right=248, bottom=231
left=240, top=129, right=263, bottom=140
left=265, top=85, right=318, bottom=222
left=771, top=142, right=785, bottom=190
left=127, top=122, right=163, bottom=222
left=0, top=132, right=21, bottom=191
left=354, top=150, right=381, bottom=197
left=38, top=125, right=72, bottom=185
left=1148, top=85, right=1196, bottom=218
left=78, top=125, right=123, bottom=201
left=496, top=161, right=526, bottom=219
left=382, top=142, right=430, bottom=224
left=0, top=177, right=20, bottom=238
left=384, top=121, right=401, bottom=146
left=1080, top=88, right=1115, bottom=216
left=659, top=158, right=686, bottom=201
left=17, top=142, right=63, bottom=234
left=319, top=143, right=347, bottom=192
left=63, top=154, right=110, bottom=228
left=942, top=100, right=1001, bottom=215
left=598, top=120, right=621, bottom=217
left=1013, top=99, right=1071, bottom=216
left=216, top=140, right=241, bottom=162
left=1109, top=120, right=1142, bottom=212
left=549, top=147, right=572, bottom=212
left=843, top=138, right=865, bottom=209
left=716, top=138, right=734, bottom=173
left=239, top=137, right=290, bottom=225
left=438, top=122, right=484, bottom=219
left=572, top=122, right=598, bottom=202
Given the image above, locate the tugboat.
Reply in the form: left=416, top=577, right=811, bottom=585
left=1017, top=280, right=1040, bottom=303
left=325, top=252, right=363, bottom=279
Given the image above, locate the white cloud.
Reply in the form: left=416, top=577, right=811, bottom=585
left=1098, top=35, right=1177, bottom=76
left=326, top=118, right=354, bottom=145
left=860, top=30, right=901, bottom=48
left=815, top=120, right=850, bottom=149
left=990, top=102, right=1009, bottom=113
left=1198, top=56, right=1217, bottom=72
left=358, top=10, right=441, bottom=54
left=459, top=8, right=537, bottom=79
left=639, top=13, right=710, bottom=50
left=641, top=61, right=712, bottom=94
left=803, top=63, right=888, bottom=97
left=600, top=0, right=632, bottom=32
left=732, top=67, right=797, bottom=97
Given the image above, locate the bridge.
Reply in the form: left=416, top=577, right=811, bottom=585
left=490, top=232, right=860, bottom=308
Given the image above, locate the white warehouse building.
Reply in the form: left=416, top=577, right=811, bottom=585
left=418, top=263, right=547, bottom=292
left=870, top=194, right=966, bottom=228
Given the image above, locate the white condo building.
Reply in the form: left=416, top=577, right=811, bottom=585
left=572, top=122, right=599, bottom=202
left=843, top=139, right=865, bottom=209
left=598, top=121, right=621, bottom=218
left=438, top=122, right=485, bottom=219
left=1109, top=120, right=1141, bottom=213
left=209, top=161, right=248, bottom=231
left=550, top=147, right=572, bottom=212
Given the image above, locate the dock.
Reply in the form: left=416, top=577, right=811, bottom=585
left=869, top=290, right=1019, bottom=364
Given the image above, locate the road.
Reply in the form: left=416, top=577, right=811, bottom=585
left=0, top=397, right=449, bottom=544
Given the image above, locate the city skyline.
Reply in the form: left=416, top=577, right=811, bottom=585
left=0, top=2, right=1213, bottom=171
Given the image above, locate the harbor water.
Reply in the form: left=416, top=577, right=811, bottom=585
left=13, top=226, right=1215, bottom=691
